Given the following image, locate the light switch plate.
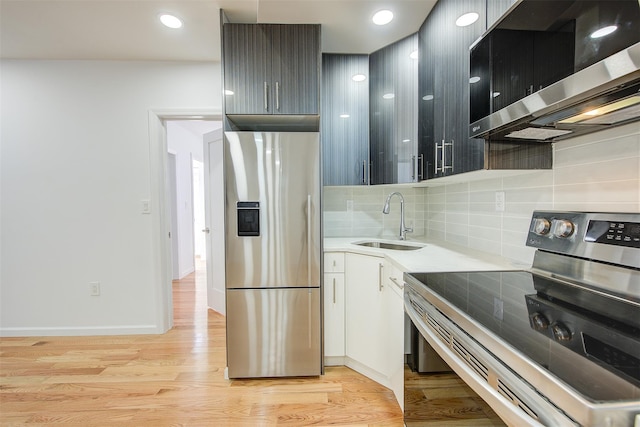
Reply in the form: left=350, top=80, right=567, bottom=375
left=141, top=199, right=151, bottom=214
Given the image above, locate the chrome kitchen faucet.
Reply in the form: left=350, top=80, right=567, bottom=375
left=382, top=192, right=413, bottom=240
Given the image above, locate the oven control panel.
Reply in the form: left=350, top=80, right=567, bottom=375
left=527, top=211, right=640, bottom=268
left=585, top=220, right=640, bottom=248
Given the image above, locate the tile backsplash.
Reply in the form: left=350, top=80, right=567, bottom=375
left=323, top=123, right=639, bottom=266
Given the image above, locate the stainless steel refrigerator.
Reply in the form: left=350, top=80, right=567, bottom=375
left=224, top=131, right=321, bottom=378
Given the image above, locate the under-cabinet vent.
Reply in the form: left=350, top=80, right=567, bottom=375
left=498, top=379, right=540, bottom=421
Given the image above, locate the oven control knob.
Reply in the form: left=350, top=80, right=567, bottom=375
left=530, top=312, right=549, bottom=331
left=553, top=220, right=575, bottom=238
left=551, top=322, right=572, bottom=342
left=532, top=218, right=551, bottom=235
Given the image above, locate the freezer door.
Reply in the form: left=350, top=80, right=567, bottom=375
left=224, top=132, right=321, bottom=289
left=226, top=288, right=321, bottom=378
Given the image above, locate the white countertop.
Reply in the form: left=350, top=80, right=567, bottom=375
left=324, top=237, right=528, bottom=273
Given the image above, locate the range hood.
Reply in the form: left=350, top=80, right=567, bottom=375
left=469, top=0, right=640, bottom=143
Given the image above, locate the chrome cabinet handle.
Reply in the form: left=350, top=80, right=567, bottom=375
left=275, top=81, right=280, bottom=111
left=333, top=278, right=336, bottom=304
left=362, top=160, right=367, bottom=185
left=411, top=154, right=416, bottom=181
left=450, top=140, right=454, bottom=171
left=378, top=263, right=384, bottom=292
left=390, top=276, right=401, bottom=288
left=418, top=154, right=424, bottom=180
left=263, top=81, right=269, bottom=111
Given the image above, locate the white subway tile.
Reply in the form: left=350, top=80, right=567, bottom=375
left=503, top=170, right=554, bottom=189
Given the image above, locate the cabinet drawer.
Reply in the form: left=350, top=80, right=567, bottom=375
left=324, top=252, right=345, bottom=273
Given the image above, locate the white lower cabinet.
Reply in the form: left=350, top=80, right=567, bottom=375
left=384, top=259, right=406, bottom=410
left=345, top=253, right=388, bottom=380
left=324, top=252, right=345, bottom=364
left=324, top=250, right=406, bottom=410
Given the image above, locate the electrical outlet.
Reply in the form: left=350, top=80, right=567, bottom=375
left=90, top=282, right=101, bottom=296
left=495, top=191, right=505, bottom=212
left=493, top=297, right=504, bottom=321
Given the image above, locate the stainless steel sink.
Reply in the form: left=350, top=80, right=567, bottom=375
left=354, top=240, right=424, bottom=251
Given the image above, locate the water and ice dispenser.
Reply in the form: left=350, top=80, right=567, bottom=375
left=236, top=202, right=260, bottom=236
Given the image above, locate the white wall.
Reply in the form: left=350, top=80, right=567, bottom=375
left=1, top=59, right=221, bottom=336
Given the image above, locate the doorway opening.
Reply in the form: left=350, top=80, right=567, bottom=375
left=165, top=119, right=223, bottom=324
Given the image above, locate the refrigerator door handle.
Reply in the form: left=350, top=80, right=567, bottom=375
left=307, top=194, right=312, bottom=287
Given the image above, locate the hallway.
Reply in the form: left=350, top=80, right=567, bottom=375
left=0, top=265, right=403, bottom=426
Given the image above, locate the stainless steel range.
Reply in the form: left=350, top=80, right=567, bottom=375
left=404, top=211, right=640, bottom=426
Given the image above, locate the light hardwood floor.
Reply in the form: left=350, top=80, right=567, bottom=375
left=1, top=265, right=504, bottom=426
left=0, top=267, right=402, bottom=426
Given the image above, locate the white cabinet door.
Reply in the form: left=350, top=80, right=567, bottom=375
left=345, top=253, right=387, bottom=376
left=384, top=259, right=406, bottom=410
left=324, top=272, right=345, bottom=358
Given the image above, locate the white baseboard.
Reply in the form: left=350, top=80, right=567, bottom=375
left=324, top=356, right=346, bottom=366
left=343, top=357, right=392, bottom=390
left=0, top=324, right=160, bottom=337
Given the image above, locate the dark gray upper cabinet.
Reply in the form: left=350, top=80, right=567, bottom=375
left=419, top=0, right=550, bottom=179
left=419, top=0, right=486, bottom=179
left=369, top=34, right=419, bottom=185
left=321, top=54, right=370, bottom=186
left=223, top=24, right=320, bottom=116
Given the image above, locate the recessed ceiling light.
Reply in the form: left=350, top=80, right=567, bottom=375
left=492, top=92, right=501, bottom=98
left=352, top=74, right=367, bottom=82
left=372, top=10, right=393, bottom=26
left=402, top=139, right=410, bottom=143
left=590, top=25, right=617, bottom=39
left=409, top=50, right=418, bottom=60
left=456, top=12, right=479, bottom=27
left=469, top=76, right=481, bottom=83
left=422, top=95, right=434, bottom=101
left=160, top=14, right=182, bottom=29
left=224, top=90, right=234, bottom=96
left=340, top=114, right=350, bottom=118
left=383, top=93, right=395, bottom=99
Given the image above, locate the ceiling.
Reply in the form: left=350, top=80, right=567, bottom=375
left=0, top=0, right=438, bottom=61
